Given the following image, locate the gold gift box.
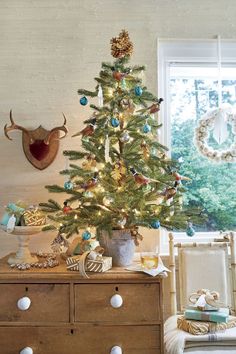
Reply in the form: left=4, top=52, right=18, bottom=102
left=23, top=209, right=46, bottom=226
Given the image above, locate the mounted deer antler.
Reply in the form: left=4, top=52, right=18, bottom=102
left=4, top=110, right=33, bottom=143
left=4, top=110, right=68, bottom=170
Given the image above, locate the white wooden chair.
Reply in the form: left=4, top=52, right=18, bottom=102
left=164, top=231, right=236, bottom=354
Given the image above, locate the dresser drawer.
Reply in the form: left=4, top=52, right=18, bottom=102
left=0, top=284, right=69, bottom=322
left=75, top=283, right=160, bottom=323
left=0, top=325, right=161, bottom=354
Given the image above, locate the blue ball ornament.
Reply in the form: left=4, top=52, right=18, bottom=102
left=110, top=117, right=120, bottom=128
left=64, top=181, right=74, bottom=190
left=134, top=86, right=143, bottom=96
left=150, top=220, right=160, bottom=229
left=143, top=123, right=151, bottom=134
left=82, top=230, right=91, bottom=240
left=186, top=222, right=195, bottom=237
left=80, top=96, right=88, bottom=106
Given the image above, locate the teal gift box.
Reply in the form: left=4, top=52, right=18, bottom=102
left=0, top=203, right=25, bottom=226
left=185, top=308, right=229, bottom=323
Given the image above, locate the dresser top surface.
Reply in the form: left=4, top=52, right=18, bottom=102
left=0, top=254, right=162, bottom=283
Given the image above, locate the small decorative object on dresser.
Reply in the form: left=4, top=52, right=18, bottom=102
left=0, top=202, right=46, bottom=265
left=0, top=225, right=42, bottom=265
left=0, top=256, right=164, bottom=353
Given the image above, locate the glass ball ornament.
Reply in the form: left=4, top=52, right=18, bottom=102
left=103, top=196, right=114, bottom=206
left=134, top=86, right=143, bottom=96
left=150, top=220, right=160, bottom=229
left=120, top=131, right=130, bottom=143
left=186, top=222, right=195, bottom=237
left=143, top=123, right=151, bottom=134
left=80, top=96, right=88, bottom=106
left=83, top=191, right=94, bottom=198
left=110, top=117, right=120, bottom=128
left=64, top=181, right=74, bottom=190
left=82, top=230, right=92, bottom=240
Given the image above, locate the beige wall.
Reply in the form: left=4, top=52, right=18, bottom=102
left=1, top=0, right=236, bottom=316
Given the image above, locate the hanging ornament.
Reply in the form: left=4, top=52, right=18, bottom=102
left=186, top=222, right=195, bottom=237
left=130, top=167, right=150, bottom=185
left=82, top=155, right=97, bottom=171
left=111, top=161, right=126, bottom=181
left=83, top=191, right=94, bottom=198
left=150, top=220, right=160, bottom=229
left=80, top=96, right=88, bottom=106
left=63, top=201, right=72, bottom=214
left=173, top=172, right=191, bottom=186
left=82, top=230, right=92, bottom=240
left=76, top=118, right=96, bottom=138
left=134, top=86, right=143, bottom=96
left=81, top=173, right=98, bottom=191
left=120, top=131, right=130, bottom=143
left=105, top=134, right=111, bottom=163
left=103, top=196, right=114, bottom=206
left=121, top=79, right=126, bottom=89
left=110, top=117, right=120, bottom=128
left=64, top=181, right=74, bottom=190
left=164, top=187, right=177, bottom=200
left=141, top=141, right=150, bottom=159
left=6, top=214, right=16, bottom=233
left=104, top=87, right=114, bottom=98
left=143, top=121, right=151, bottom=134
left=113, top=71, right=127, bottom=81
left=98, top=85, right=104, bottom=107
left=120, top=98, right=135, bottom=114
left=137, top=98, right=164, bottom=114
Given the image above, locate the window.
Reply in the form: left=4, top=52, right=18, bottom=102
left=158, top=40, right=236, bottom=252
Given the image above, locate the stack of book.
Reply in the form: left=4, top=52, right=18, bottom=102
left=184, top=307, right=229, bottom=323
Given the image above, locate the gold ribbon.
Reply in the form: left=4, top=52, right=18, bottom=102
left=130, top=227, right=143, bottom=246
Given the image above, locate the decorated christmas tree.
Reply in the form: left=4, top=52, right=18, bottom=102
left=40, top=30, right=201, bottom=250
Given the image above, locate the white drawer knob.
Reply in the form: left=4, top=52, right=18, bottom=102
left=20, top=347, right=33, bottom=354
left=17, top=296, right=31, bottom=311
left=110, top=294, right=123, bottom=308
left=110, top=346, right=122, bottom=354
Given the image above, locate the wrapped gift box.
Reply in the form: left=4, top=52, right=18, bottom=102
left=185, top=308, right=229, bottom=323
left=66, top=255, right=112, bottom=273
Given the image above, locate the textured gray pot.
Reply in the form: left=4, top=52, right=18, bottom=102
left=99, top=229, right=135, bottom=267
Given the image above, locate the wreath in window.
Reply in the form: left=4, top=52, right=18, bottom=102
left=194, top=107, right=236, bottom=163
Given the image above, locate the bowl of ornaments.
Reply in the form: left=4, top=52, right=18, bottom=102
left=0, top=201, right=47, bottom=265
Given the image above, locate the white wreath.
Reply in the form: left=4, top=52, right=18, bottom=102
left=195, top=107, right=236, bottom=163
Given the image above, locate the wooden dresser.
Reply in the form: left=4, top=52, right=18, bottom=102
left=0, top=255, right=164, bottom=354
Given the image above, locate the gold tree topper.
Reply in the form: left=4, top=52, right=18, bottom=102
left=110, top=30, right=133, bottom=58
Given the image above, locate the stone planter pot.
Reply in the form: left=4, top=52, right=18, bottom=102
left=99, top=229, right=135, bottom=267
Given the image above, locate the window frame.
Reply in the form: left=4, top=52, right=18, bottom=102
left=157, top=39, right=236, bottom=254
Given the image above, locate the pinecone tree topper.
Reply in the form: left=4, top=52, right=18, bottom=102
left=110, top=30, right=133, bottom=58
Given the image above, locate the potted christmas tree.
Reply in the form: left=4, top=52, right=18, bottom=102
left=40, top=30, right=201, bottom=266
